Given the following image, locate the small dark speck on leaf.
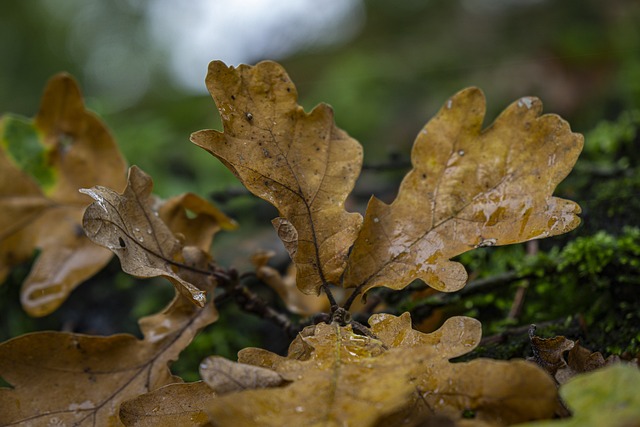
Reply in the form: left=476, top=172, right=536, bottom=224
left=118, top=237, right=126, bottom=248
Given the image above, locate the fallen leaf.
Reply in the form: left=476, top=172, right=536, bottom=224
left=119, top=382, right=215, bottom=427
left=206, top=313, right=556, bottom=426
left=199, top=356, right=286, bottom=394
left=528, top=330, right=617, bottom=385
left=516, top=364, right=640, bottom=427
left=81, top=166, right=213, bottom=306
left=207, top=322, right=416, bottom=427
left=191, top=60, right=363, bottom=294
left=0, top=292, right=218, bottom=427
left=344, top=88, right=582, bottom=293
left=0, top=73, right=126, bottom=316
left=368, top=313, right=557, bottom=426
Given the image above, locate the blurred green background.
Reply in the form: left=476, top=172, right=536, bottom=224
left=1, top=0, right=639, bottom=379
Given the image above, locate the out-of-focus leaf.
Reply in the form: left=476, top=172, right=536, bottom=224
left=81, top=166, right=213, bottom=306
left=0, top=73, right=126, bottom=316
left=516, top=364, right=640, bottom=427
left=191, top=61, right=363, bottom=294
left=344, top=88, right=583, bottom=294
left=205, top=313, right=556, bottom=426
left=529, top=330, right=619, bottom=385
left=199, top=356, right=286, bottom=394
left=0, top=293, right=217, bottom=426
left=159, top=192, right=237, bottom=252
left=119, top=382, right=215, bottom=427
left=252, top=251, right=328, bottom=316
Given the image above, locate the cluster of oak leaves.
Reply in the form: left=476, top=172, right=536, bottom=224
left=0, top=61, right=638, bottom=427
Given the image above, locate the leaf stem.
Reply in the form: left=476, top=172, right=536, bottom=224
left=342, top=284, right=364, bottom=311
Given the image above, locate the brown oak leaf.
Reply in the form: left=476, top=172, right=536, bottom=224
left=191, top=61, right=363, bottom=295
left=0, top=292, right=217, bottom=427
left=0, top=73, right=126, bottom=316
left=344, top=88, right=582, bottom=294
left=81, top=166, right=223, bottom=306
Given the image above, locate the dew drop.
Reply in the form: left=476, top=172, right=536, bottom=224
left=373, top=217, right=380, bottom=223
left=447, top=99, right=453, bottom=109
left=138, top=237, right=144, bottom=242
left=134, top=227, right=140, bottom=232
left=458, top=150, right=465, bottom=156
left=295, top=406, right=304, bottom=413
left=193, top=292, right=206, bottom=304
left=147, top=228, right=152, bottom=234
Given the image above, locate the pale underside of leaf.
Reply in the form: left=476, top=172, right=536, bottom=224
left=344, top=88, right=583, bottom=293
left=119, top=382, right=215, bottom=427
left=0, top=294, right=217, bottom=427
left=191, top=60, right=363, bottom=294
left=81, top=166, right=209, bottom=307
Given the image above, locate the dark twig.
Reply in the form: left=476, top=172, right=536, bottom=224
left=215, top=268, right=300, bottom=338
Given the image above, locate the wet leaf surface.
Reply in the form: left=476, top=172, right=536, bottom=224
left=205, top=313, right=556, bottom=426
left=0, top=73, right=126, bottom=316
left=82, top=166, right=216, bottom=306
left=191, top=61, right=363, bottom=294
left=344, top=88, right=583, bottom=293
left=0, top=293, right=217, bottom=427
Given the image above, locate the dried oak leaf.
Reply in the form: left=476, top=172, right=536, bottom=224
left=82, top=166, right=221, bottom=306
left=158, top=192, right=237, bottom=252
left=0, top=292, right=218, bottom=427
left=251, top=251, right=329, bottom=316
left=528, top=330, right=618, bottom=385
left=344, top=88, right=583, bottom=293
left=369, top=313, right=557, bottom=426
left=191, top=61, right=363, bottom=294
left=205, top=313, right=555, bottom=426
left=207, top=322, right=416, bottom=426
left=516, top=364, right=640, bottom=427
left=119, top=382, right=215, bottom=427
left=199, top=356, right=287, bottom=394
left=0, top=73, right=126, bottom=316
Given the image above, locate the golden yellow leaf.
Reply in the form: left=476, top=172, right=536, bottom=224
left=0, top=73, right=126, bottom=316
left=191, top=61, right=363, bottom=294
left=207, top=322, right=415, bottom=427
left=119, top=382, right=215, bottom=427
left=344, top=88, right=582, bottom=293
left=81, top=166, right=213, bottom=306
left=0, top=293, right=217, bottom=427
left=203, top=313, right=555, bottom=426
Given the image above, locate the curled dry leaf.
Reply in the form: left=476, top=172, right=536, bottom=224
left=0, top=73, right=126, bottom=316
left=344, top=88, right=583, bottom=294
left=206, top=313, right=556, bottom=427
left=119, top=382, right=215, bottom=427
left=159, top=192, right=237, bottom=252
left=528, top=330, right=621, bottom=385
left=81, top=166, right=216, bottom=306
left=199, top=356, right=286, bottom=395
left=0, top=292, right=218, bottom=427
left=252, top=251, right=329, bottom=316
left=191, top=60, right=363, bottom=294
